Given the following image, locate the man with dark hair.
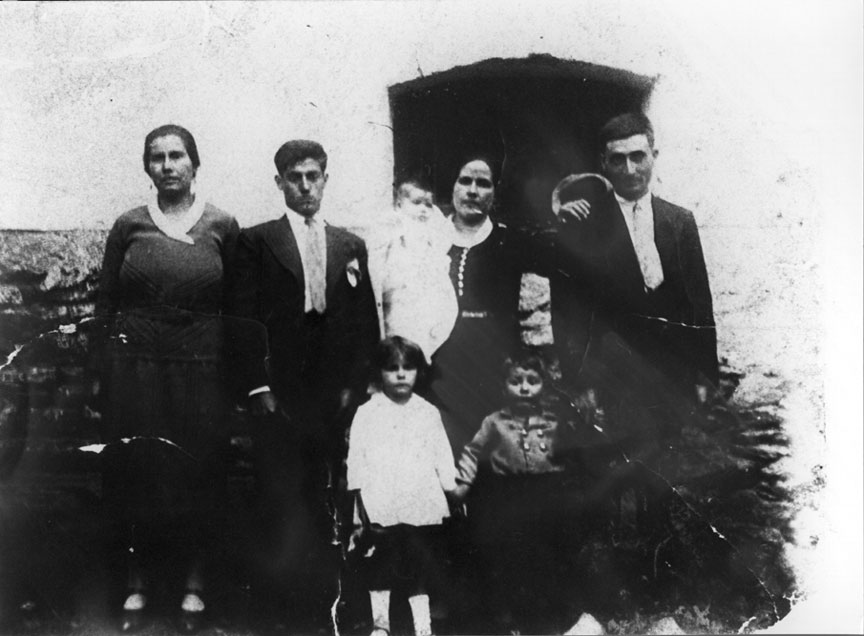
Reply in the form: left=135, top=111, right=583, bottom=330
left=553, top=112, right=718, bottom=409
left=227, top=139, right=379, bottom=624
left=544, top=114, right=719, bottom=624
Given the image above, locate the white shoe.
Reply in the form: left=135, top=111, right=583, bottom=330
left=564, top=612, right=605, bottom=635
left=123, top=593, right=147, bottom=611
left=181, top=592, right=205, bottom=613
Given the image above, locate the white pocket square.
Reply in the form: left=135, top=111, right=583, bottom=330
left=346, top=258, right=361, bottom=287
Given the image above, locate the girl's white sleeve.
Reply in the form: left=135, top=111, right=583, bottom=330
left=432, top=408, right=458, bottom=491
left=345, top=408, right=371, bottom=491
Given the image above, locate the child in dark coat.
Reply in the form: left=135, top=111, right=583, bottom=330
left=452, top=350, right=594, bottom=634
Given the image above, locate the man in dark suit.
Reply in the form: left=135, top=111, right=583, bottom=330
left=551, top=113, right=718, bottom=415
left=546, top=115, right=719, bottom=613
left=228, top=139, right=379, bottom=621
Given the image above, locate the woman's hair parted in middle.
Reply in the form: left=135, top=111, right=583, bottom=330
left=142, top=124, right=200, bottom=173
left=370, top=336, right=430, bottom=390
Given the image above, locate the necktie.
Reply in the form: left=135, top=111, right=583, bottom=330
left=305, top=216, right=327, bottom=313
left=632, top=201, right=664, bottom=291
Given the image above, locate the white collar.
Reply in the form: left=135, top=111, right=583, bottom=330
left=147, top=193, right=206, bottom=245
left=284, top=208, right=325, bottom=232
left=614, top=190, right=653, bottom=211
left=369, top=390, right=413, bottom=407
left=450, top=215, right=493, bottom=248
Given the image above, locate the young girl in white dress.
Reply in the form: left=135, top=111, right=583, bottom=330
left=346, top=336, right=458, bottom=636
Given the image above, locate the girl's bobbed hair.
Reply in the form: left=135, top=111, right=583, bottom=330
left=370, top=336, right=430, bottom=391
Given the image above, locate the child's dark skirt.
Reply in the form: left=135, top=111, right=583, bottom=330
left=357, top=524, right=445, bottom=596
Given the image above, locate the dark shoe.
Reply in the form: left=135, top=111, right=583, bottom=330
left=178, top=610, right=205, bottom=634
left=119, top=608, right=147, bottom=633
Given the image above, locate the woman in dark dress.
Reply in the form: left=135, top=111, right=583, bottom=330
left=429, top=157, right=523, bottom=455
left=95, top=125, right=239, bottom=633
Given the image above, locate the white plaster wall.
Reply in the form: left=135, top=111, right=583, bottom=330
left=1, top=1, right=861, bottom=630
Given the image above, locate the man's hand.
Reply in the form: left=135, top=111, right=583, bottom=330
left=446, top=485, right=470, bottom=520
left=348, top=525, right=366, bottom=552
left=695, top=383, right=709, bottom=405
left=448, top=484, right=470, bottom=504
left=250, top=391, right=278, bottom=416
left=558, top=198, right=592, bottom=223
left=338, top=388, right=354, bottom=412
left=570, top=387, right=607, bottom=431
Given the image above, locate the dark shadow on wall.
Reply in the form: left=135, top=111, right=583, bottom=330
left=389, top=54, right=654, bottom=227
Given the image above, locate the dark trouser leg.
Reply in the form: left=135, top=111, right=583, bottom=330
left=249, top=411, right=315, bottom=595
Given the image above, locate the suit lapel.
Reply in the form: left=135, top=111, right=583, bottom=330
left=600, top=196, right=645, bottom=296
left=651, top=196, right=676, bottom=274
left=325, top=225, right=344, bottom=301
left=263, top=215, right=304, bottom=284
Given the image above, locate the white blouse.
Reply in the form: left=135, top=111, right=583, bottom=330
left=346, top=392, right=457, bottom=527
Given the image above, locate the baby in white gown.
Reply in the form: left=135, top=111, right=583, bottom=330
left=377, top=179, right=458, bottom=362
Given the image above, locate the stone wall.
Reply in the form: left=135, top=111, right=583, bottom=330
left=1, top=231, right=106, bottom=480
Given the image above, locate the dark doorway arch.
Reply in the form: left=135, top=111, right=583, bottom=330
left=388, top=54, right=655, bottom=227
